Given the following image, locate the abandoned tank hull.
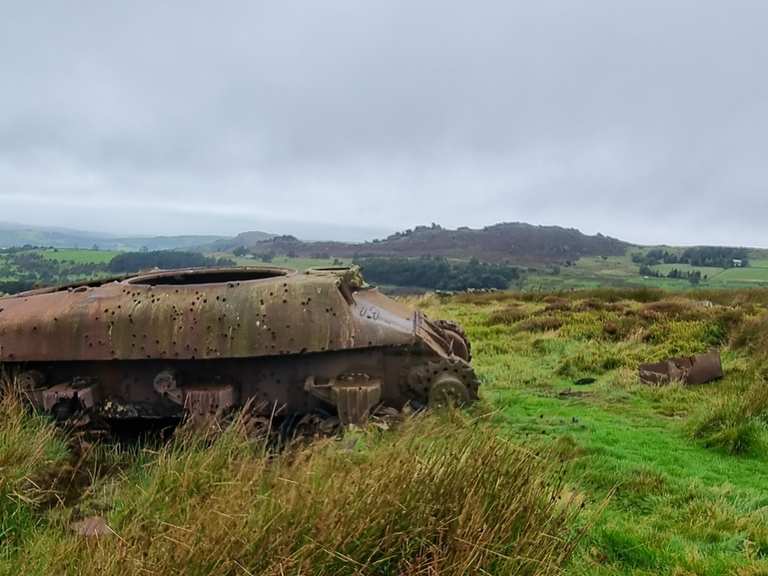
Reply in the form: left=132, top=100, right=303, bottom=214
left=0, top=267, right=477, bottom=424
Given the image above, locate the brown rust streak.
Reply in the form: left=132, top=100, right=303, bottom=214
left=0, top=271, right=423, bottom=363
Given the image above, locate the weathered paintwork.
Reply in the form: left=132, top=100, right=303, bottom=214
left=0, top=267, right=477, bottom=425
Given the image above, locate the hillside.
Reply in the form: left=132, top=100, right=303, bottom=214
left=207, top=230, right=277, bottom=251
left=237, top=222, right=629, bottom=264
left=0, top=222, right=254, bottom=251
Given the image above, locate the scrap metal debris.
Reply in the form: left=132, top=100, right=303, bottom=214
left=639, top=350, right=724, bottom=386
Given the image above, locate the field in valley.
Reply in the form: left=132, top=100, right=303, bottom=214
left=3, top=287, right=768, bottom=574
left=4, top=245, right=768, bottom=294
left=523, top=253, right=768, bottom=292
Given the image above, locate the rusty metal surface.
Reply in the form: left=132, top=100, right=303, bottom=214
left=0, top=266, right=478, bottom=426
left=0, top=267, right=442, bottom=362
left=639, top=350, right=724, bottom=386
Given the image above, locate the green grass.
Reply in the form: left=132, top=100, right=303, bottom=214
left=522, top=252, right=768, bottom=292
left=413, top=289, right=768, bottom=574
left=37, top=248, right=119, bottom=264
left=0, top=395, right=581, bottom=575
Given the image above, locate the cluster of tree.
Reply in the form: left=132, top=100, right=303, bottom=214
left=680, top=247, right=749, bottom=268
left=0, top=280, right=36, bottom=294
left=384, top=223, right=444, bottom=241
left=354, top=256, right=521, bottom=291
left=633, top=247, right=749, bottom=268
left=0, top=251, right=111, bottom=294
left=632, top=250, right=679, bottom=266
left=666, top=269, right=707, bottom=284
left=639, top=264, right=707, bottom=285
left=0, top=245, right=44, bottom=254
left=108, top=251, right=235, bottom=273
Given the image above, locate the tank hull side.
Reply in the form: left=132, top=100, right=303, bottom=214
left=7, top=346, right=448, bottom=418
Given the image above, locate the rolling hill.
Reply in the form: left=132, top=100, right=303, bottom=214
left=0, top=222, right=266, bottom=251
left=233, top=222, right=629, bottom=264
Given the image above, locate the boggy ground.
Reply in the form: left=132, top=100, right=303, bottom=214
left=4, top=287, right=768, bottom=575
left=414, top=287, right=768, bottom=575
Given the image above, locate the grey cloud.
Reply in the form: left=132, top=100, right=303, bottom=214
left=1, top=1, right=767, bottom=244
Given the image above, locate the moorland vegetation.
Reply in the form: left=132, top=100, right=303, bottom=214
left=3, top=287, right=768, bottom=574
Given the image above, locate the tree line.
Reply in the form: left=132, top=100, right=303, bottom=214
left=0, top=250, right=236, bottom=295
left=108, top=251, right=234, bottom=273
left=633, top=247, right=749, bottom=268
left=639, top=265, right=707, bottom=285
left=354, top=256, right=521, bottom=291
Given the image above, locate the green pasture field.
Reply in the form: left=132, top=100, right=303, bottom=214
left=523, top=251, right=768, bottom=292
left=37, top=248, right=120, bottom=264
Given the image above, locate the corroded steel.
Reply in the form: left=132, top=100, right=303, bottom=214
left=0, top=266, right=477, bottom=425
left=639, top=350, right=723, bottom=386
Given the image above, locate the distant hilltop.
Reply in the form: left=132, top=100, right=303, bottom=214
left=0, top=222, right=269, bottom=252
left=0, top=221, right=627, bottom=264
left=228, top=222, right=629, bottom=264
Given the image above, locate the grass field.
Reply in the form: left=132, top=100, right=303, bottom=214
left=37, top=248, right=120, bottom=264
left=413, top=289, right=768, bottom=575
left=3, top=288, right=768, bottom=573
left=523, top=252, right=768, bottom=291
left=6, top=243, right=768, bottom=293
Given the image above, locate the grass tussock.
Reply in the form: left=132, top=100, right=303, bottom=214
left=517, top=315, right=564, bottom=333
left=484, top=304, right=529, bottom=326
left=8, top=417, right=584, bottom=576
left=555, top=287, right=666, bottom=304
left=689, top=379, right=768, bottom=455
left=0, top=383, right=69, bottom=554
left=731, top=312, right=768, bottom=354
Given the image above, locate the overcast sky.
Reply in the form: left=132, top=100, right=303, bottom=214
left=1, top=1, right=767, bottom=244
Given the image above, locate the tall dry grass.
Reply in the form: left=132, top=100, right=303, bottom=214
left=10, top=415, right=585, bottom=576
left=688, top=378, right=768, bottom=455
left=0, top=378, right=69, bottom=556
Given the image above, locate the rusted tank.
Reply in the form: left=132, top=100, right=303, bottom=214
left=0, top=266, right=478, bottom=426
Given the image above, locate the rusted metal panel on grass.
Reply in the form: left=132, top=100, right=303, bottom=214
left=639, top=350, right=723, bottom=386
